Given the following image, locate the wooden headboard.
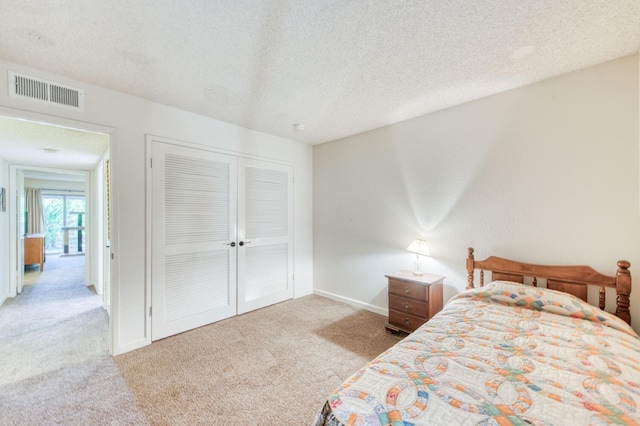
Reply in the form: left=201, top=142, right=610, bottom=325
left=466, top=247, right=632, bottom=324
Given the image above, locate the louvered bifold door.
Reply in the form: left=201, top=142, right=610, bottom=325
left=237, top=158, right=294, bottom=314
left=151, top=142, right=237, bottom=341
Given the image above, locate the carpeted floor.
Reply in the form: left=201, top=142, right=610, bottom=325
left=115, top=295, right=402, bottom=425
left=1, top=255, right=402, bottom=425
left=0, top=254, right=148, bottom=425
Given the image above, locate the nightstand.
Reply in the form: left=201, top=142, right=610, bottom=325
left=385, top=271, right=444, bottom=333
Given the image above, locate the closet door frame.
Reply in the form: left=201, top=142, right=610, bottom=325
left=145, top=135, right=295, bottom=341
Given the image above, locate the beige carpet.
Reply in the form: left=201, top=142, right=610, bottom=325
left=2, top=257, right=401, bottom=425
left=115, top=295, right=402, bottom=425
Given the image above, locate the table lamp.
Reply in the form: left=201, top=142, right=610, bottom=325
left=406, top=238, right=430, bottom=276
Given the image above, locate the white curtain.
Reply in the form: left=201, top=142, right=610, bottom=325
left=25, top=187, right=44, bottom=234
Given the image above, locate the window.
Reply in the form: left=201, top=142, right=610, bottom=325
left=42, top=193, right=85, bottom=254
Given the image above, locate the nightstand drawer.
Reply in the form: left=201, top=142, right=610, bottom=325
left=388, top=279, right=427, bottom=300
left=385, top=271, right=444, bottom=334
left=388, top=294, right=428, bottom=317
left=388, top=309, right=427, bottom=333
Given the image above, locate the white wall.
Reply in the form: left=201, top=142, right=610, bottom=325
left=0, top=60, right=314, bottom=355
left=314, top=54, right=640, bottom=332
left=0, top=158, right=8, bottom=306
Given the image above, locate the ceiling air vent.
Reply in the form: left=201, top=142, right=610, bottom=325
left=8, top=71, right=85, bottom=112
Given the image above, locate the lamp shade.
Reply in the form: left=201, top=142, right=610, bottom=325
left=406, top=238, right=430, bottom=256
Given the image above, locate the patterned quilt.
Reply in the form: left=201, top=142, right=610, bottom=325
left=314, top=281, right=640, bottom=425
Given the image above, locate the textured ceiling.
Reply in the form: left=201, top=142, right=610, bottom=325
left=0, top=116, right=109, bottom=170
left=0, top=0, right=639, bottom=145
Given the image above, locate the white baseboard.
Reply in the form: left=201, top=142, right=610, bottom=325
left=294, top=288, right=314, bottom=298
left=0, top=294, right=7, bottom=307
left=313, top=289, right=387, bottom=317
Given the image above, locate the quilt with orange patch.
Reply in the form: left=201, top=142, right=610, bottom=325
left=315, top=281, right=640, bottom=425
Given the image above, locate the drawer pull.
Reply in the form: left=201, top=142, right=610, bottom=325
left=403, top=318, right=411, bottom=326
left=402, top=302, right=413, bottom=310
left=403, top=287, right=410, bottom=294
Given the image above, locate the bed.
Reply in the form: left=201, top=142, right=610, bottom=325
left=314, top=248, right=638, bottom=425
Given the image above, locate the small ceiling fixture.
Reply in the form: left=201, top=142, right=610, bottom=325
left=42, top=148, right=59, bottom=153
left=293, top=123, right=305, bottom=131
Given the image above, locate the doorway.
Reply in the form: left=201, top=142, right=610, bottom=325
left=19, top=169, right=89, bottom=293
left=0, top=113, right=112, bottom=349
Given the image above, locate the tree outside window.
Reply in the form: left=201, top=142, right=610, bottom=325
left=42, top=194, right=85, bottom=254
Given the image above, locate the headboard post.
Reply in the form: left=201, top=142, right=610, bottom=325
left=616, top=260, right=631, bottom=324
left=466, top=247, right=475, bottom=290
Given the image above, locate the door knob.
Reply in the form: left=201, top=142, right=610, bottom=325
left=239, top=240, right=251, bottom=247
left=225, top=241, right=236, bottom=247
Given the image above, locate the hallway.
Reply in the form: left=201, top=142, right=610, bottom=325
left=0, top=254, right=146, bottom=424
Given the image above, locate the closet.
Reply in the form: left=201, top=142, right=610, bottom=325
left=149, top=140, right=293, bottom=340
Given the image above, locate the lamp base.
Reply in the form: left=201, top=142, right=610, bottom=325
left=413, top=257, right=423, bottom=276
